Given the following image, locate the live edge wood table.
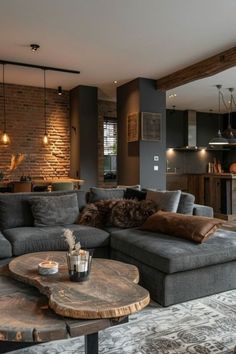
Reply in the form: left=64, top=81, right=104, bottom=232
left=0, top=252, right=150, bottom=354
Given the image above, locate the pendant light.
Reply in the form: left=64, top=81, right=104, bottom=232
left=1, top=64, right=10, bottom=145
left=43, top=69, right=48, bottom=145
left=223, top=88, right=236, bottom=144
left=209, top=85, right=228, bottom=146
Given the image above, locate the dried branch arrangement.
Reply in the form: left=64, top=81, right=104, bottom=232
left=63, top=229, right=81, bottom=255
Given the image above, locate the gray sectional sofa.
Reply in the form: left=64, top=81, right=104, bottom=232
left=1, top=189, right=236, bottom=307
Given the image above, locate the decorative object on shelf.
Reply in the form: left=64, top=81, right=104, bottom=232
left=141, top=112, right=161, bottom=141
left=63, top=229, right=92, bottom=282
left=38, top=260, right=59, bottom=275
left=209, top=85, right=228, bottom=146
left=43, top=69, right=49, bottom=145
left=0, top=171, right=4, bottom=180
left=229, top=163, right=236, bottom=173
left=1, top=63, right=10, bottom=145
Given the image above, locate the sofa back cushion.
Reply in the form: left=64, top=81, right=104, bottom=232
left=88, top=187, right=125, bottom=203
left=30, top=193, right=79, bottom=226
left=177, top=192, right=195, bottom=214
left=0, top=190, right=86, bottom=230
left=146, top=190, right=181, bottom=212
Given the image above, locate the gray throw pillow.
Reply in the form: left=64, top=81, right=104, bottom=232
left=177, top=192, right=195, bottom=214
left=89, top=187, right=125, bottom=203
left=30, top=194, right=79, bottom=226
left=146, top=190, right=181, bottom=212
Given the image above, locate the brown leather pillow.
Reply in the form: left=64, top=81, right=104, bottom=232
left=140, top=210, right=224, bottom=243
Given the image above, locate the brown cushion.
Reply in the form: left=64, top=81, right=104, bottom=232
left=111, top=199, right=158, bottom=228
left=140, top=210, right=224, bottom=243
left=78, top=199, right=158, bottom=229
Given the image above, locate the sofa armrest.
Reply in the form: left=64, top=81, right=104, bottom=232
left=0, top=231, right=12, bottom=259
left=192, top=204, right=214, bottom=218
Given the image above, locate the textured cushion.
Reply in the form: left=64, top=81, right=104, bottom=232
left=110, top=199, right=158, bottom=228
left=0, top=231, right=12, bottom=258
left=89, top=187, right=125, bottom=203
left=124, top=188, right=147, bottom=201
left=146, top=190, right=181, bottom=212
left=177, top=192, right=195, bottom=214
left=0, top=190, right=86, bottom=230
left=78, top=200, right=120, bottom=228
left=79, top=199, right=158, bottom=229
left=110, top=227, right=236, bottom=274
left=3, top=225, right=110, bottom=256
left=140, top=211, right=224, bottom=243
left=30, top=194, right=79, bottom=226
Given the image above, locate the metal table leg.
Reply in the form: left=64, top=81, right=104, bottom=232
left=85, top=332, right=98, bottom=354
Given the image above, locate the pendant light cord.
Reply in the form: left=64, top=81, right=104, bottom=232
left=2, top=64, right=6, bottom=132
left=43, top=69, right=47, bottom=135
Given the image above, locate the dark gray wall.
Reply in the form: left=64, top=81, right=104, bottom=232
left=139, top=79, right=166, bottom=189
left=117, top=78, right=166, bottom=189
left=70, top=85, right=98, bottom=190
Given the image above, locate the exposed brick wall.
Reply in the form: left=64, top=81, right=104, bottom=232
left=97, top=100, right=117, bottom=187
left=0, top=83, right=70, bottom=180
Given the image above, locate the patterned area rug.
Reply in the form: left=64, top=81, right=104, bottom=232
left=9, top=289, right=236, bottom=354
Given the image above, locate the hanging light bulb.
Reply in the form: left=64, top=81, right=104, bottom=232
left=223, top=88, right=236, bottom=144
left=43, top=134, right=48, bottom=145
left=209, top=85, right=228, bottom=146
left=43, top=69, right=49, bottom=145
left=1, top=64, right=10, bottom=145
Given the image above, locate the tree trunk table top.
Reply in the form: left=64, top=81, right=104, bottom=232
left=8, top=252, right=150, bottom=320
left=0, top=275, right=126, bottom=343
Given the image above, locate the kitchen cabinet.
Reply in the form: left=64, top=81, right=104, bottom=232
left=166, top=173, right=236, bottom=219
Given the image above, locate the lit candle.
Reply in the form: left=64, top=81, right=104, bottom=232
left=38, top=260, right=59, bottom=275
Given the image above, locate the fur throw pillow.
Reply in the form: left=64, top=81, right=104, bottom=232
left=110, top=199, right=158, bottom=228
left=78, top=199, right=158, bottom=229
left=78, top=199, right=120, bottom=228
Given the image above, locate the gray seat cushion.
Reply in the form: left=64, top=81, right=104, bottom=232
left=110, top=228, right=236, bottom=274
left=0, top=190, right=86, bottom=230
left=3, top=225, right=110, bottom=256
left=0, top=231, right=12, bottom=258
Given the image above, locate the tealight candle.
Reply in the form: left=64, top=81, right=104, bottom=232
left=38, top=260, right=59, bottom=275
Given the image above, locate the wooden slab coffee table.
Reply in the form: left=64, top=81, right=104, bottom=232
left=0, top=275, right=128, bottom=354
left=9, top=252, right=150, bottom=319
left=0, top=252, right=150, bottom=353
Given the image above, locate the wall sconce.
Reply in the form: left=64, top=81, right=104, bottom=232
left=1, top=64, right=10, bottom=145
left=43, top=69, right=49, bottom=145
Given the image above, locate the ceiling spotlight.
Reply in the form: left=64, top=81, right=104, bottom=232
left=57, top=86, right=63, bottom=95
left=113, top=80, right=118, bottom=84
left=30, top=44, right=40, bottom=52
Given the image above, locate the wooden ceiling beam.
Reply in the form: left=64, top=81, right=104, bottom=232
left=156, top=46, right=236, bottom=91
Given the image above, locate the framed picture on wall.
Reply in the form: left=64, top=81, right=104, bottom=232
left=127, top=112, right=139, bottom=142
left=141, top=112, right=161, bottom=141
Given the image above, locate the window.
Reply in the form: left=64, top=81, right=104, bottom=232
left=104, top=118, right=117, bottom=181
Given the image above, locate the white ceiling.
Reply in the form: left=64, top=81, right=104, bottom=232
left=1, top=0, right=236, bottom=108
